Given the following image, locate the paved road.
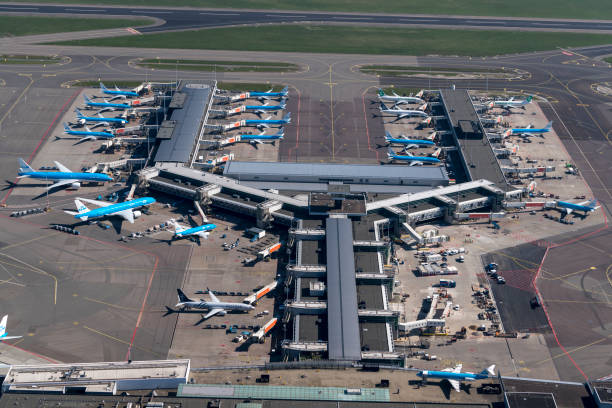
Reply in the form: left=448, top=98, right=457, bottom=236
left=1, top=3, right=612, bottom=33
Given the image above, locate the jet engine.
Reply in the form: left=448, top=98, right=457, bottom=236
left=68, top=182, right=81, bottom=190
left=133, top=210, right=142, bottom=219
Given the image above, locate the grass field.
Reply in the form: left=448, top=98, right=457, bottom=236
left=605, top=57, right=612, bottom=64
left=0, top=15, right=152, bottom=37
left=0, top=55, right=63, bottom=65
left=10, top=0, right=612, bottom=19
left=70, top=80, right=145, bottom=88
left=53, top=25, right=612, bottom=57
left=137, top=59, right=299, bottom=72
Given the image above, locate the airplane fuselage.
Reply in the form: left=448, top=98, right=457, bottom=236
left=380, top=108, right=429, bottom=118
left=87, top=101, right=130, bottom=109
left=245, top=119, right=290, bottom=125
left=386, top=137, right=434, bottom=146
left=175, top=223, right=217, bottom=237
left=388, top=154, right=440, bottom=163
left=239, top=134, right=283, bottom=141
left=176, top=300, right=254, bottom=312
left=79, top=115, right=127, bottom=124
left=19, top=171, right=111, bottom=182
left=103, top=89, right=138, bottom=98
left=379, top=95, right=424, bottom=104
left=245, top=104, right=284, bottom=111
left=74, top=197, right=155, bottom=220
left=511, top=127, right=549, bottom=134
left=417, top=370, right=487, bottom=382
left=65, top=129, right=115, bottom=139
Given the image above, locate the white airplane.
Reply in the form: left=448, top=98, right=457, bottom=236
left=379, top=102, right=429, bottom=121
left=417, top=364, right=496, bottom=392
left=377, top=88, right=425, bottom=106
left=0, top=315, right=22, bottom=341
left=174, top=289, right=254, bottom=319
left=494, top=95, right=532, bottom=110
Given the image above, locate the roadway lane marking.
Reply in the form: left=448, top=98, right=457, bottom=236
left=199, top=12, right=239, bottom=16
left=0, top=6, right=38, bottom=10
left=532, top=22, right=567, bottom=26
left=466, top=20, right=507, bottom=24
left=133, top=10, right=172, bottom=14
left=267, top=14, right=306, bottom=18
left=332, top=16, right=372, bottom=20
left=65, top=8, right=106, bottom=12
left=399, top=19, right=440, bottom=22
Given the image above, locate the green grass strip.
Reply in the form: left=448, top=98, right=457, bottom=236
left=140, top=58, right=296, bottom=67
left=51, top=25, right=612, bottom=57
left=9, top=0, right=612, bottom=20
left=0, top=15, right=152, bottom=37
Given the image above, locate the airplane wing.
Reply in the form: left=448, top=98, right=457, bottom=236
left=208, top=290, right=220, bottom=303
left=0, top=335, right=22, bottom=341
left=97, top=107, right=114, bottom=114
left=53, top=161, right=71, bottom=173
left=47, top=179, right=78, bottom=190
left=397, top=114, right=409, bottom=120
left=448, top=379, right=461, bottom=392
left=409, top=161, right=423, bottom=166
left=116, top=209, right=135, bottom=224
left=78, top=197, right=113, bottom=207
left=108, top=95, right=126, bottom=102
left=203, top=308, right=225, bottom=319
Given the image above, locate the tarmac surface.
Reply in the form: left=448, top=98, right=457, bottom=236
left=2, top=3, right=612, bottom=33
left=0, top=23, right=611, bottom=380
left=0, top=210, right=190, bottom=363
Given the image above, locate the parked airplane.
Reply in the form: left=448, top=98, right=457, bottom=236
left=377, top=88, right=424, bottom=106
left=494, top=95, right=532, bottom=109
left=556, top=199, right=600, bottom=217
left=245, top=113, right=291, bottom=130
left=75, top=108, right=127, bottom=127
left=239, top=129, right=284, bottom=145
left=100, top=82, right=139, bottom=100
left=0, top=315, right=22, bottom=341
left=387, top=148, right=441, bottom=166
left=384, top=131, right=435, bottom=150
left=508, top=121, right=552, bottom=137
left=170, top=219, right=217, bottom=241
left=249, top=86, right=289, bottom=101
left=245, top=100, right=286, bottom=117
left=17, top=158, right=112, bottom=190
left=379, top=102, right=429, bottom=121
left=417, top=364, right=496, bottom=392
left=65, top=196, right=155, bottom=223
left=174, top=288, right=254, bottom=319
left=83, top=95, right=130, bottom=113
left=63, top=123, right=114, bottom=141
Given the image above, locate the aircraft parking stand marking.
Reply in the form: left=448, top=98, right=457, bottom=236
left=0, top=251, right=58, bottom=304
left=83, top=325, right=164, bottom=358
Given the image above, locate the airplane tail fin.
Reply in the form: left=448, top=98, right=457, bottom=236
left=84, top=95, right=92, bottom=104
left=275, top=128, right=284, bottom=139
left=75, top=108, right=84, bottom=118
left=415, top=90, right=424, bottom=98
left=0, top=315, right=7, bottom=337
left=18, top=158, right=33, bottom=173
left=481, top=364, right=496, bottom=376
left=100, top=82, right=108, bottom=92
left=526, top=95, right=533, bottom=103
left=418, top=103, right=428, bottom=111
left=387, top=147, right=395, bottom=157
left=586, top=199, right=598, bottom=209
left=385, top=131, right=393, bottom=141
left=281, top=85, right=288, bottom=95
left=545, top=121, right=553, bottom=129
left=177, top=288, right=193, bottom=303
left=63, top=122, right=72, bottom=132
left=377, top=88, right=385, bottom=97
left=66, top=199, right=90, bottom=220
left=283, top=112, right=291, bottom=122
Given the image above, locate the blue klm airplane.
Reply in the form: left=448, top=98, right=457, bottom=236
left=384, top=131, right=435, bottom=149
left=100, top=82, right=139, bottom=99
left=509, top=121, right=552, bottom=136
left=417, top=364, right=496, bottom=392
left=170, top=219, right=217, bottom=241
left=18, top=158, right=112, bottom=190
left=75, top=108, right=127, bottom=127
left=83, top=95, right=130, bottom=112
left=387, top=148, right=440, bottom=166
left=244, top=100, right=286, bottom=117
left=63, top=123, right=114, bottom=141
left=245, top=113, right=291, bottom=130
left=65, top=196, right=155, bottom=224
left=238, top=129, right=284, bottom=145
left=556, top=199, right=599, bottom=217
left=248, top=86, right=288, bottom=100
